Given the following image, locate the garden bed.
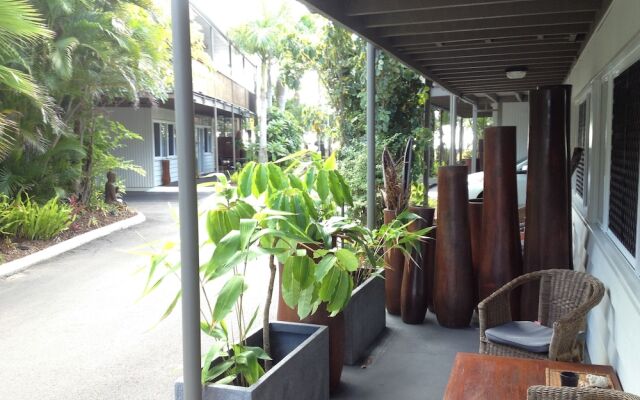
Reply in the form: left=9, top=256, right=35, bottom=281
left=0, top=206, right=135, bottom=264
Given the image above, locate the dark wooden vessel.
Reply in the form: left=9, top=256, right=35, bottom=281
left=478, top=127, right=523, bottom=310
left=383, top=208, right=404, bottom=315
left=522, top=85, right=573, bottom=320
left=400, top=206, right=434, bottom=324
left=434, top=166, right=475, bottom=328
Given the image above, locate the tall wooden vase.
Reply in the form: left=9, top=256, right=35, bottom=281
left=401, top=206, right=434, bottom=324
left=384, top=209, right=404, bottom=315
left=522, top=85, right=573, bottom=320
left=425, top=225, right=437, bottom=313
left=478, top=127, right=523, bottom=306
left=434, top=166, right=475, bottom=328
left=468, top=199, right=483, bottom=306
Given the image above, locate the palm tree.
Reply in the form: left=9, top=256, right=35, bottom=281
left=0, top=0, right=56, bottom=160
left=229, top=2, right=290, bottom=162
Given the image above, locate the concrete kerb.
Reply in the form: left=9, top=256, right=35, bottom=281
left=0, top=212, right=146, bottom=279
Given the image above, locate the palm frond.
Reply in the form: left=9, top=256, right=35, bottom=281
left=0, top=0, right=53, bottom=46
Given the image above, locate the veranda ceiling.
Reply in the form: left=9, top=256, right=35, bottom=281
left=299, top=0, right=612, bottom=108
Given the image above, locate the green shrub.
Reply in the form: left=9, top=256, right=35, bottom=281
left=0, top=196, right=73, bottom=240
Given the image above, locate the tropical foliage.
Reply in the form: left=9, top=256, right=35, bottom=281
left=0, top=195, right=72, bottom=240
left=0, top=0, right=171, bottom=209
left=265, top=107, right=304, bottom=162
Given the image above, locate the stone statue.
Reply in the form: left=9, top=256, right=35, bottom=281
left=104, top=170, right=119, bottom=204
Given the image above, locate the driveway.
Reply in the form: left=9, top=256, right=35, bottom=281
left=0, top=191, right=243, bottom=400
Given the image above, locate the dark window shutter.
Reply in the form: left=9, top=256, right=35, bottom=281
left=608, top=59, right=640, bottom=256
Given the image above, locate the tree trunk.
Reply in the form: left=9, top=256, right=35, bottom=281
left=275, top=79, right=287, bottom=112
left=258, top=59, right=269, bottom=162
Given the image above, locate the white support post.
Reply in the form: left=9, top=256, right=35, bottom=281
left=449, top=95, right=457, bottom=165
left=472, top=104, right=478, bottom=173
left=232, top=108, right=237, bottom=169
left=170, top=0, right=201, bottom=399
left=213, top=104, right=218, bottom=172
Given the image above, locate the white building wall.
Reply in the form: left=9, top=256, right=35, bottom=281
left=99, top=107, right=155, bottom=189
left=565, top=0, right=640, bottom=394
left=500, top=102, right=529, bottom=161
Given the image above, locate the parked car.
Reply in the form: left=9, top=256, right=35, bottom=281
left=428, top=159, right=528, bottom=208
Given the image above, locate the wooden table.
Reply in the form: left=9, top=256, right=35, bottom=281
left=444, top=353, right=621, bottom=399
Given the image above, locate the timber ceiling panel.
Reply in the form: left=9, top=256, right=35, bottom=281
left=299, top=0, right=612, bottom=109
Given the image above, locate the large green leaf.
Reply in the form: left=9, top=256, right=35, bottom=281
left=237, top=161, right=256, bottom=197
left=205, top=230, right=241, bottom=280
left=324, top=152, right=337, bottom=170
left=206, top=208, right=233, bottom=244
left=316, top=169, right=329, bottom=202
left=335, top=248, right=359, bottom=272
left=315, top=253, right=337, bottom=280
left=252, top=163, right=268, bottom=196
left=335, top=171, right=354, bottom=206
left=212, top=275, right=248, bottom=322
left=288, top=173, right=304, bottom=190
left=267, top=163, right=288, bottom=190
left=239, top=218, right=258, bottom=251
left=328, top=170, right=345, bottom=206
left=327, top=270, right=352, bottom=315
left=281, top=255, right=316, bottom=308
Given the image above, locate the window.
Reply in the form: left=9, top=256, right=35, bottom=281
left=608, top=58, right=640, bottom=256
left=576, top=99, right=588, bottom=198
left=153, top=122, right=176, bottom=157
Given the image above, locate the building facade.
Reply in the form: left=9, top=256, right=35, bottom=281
left=101, top=3, right=256, bottom=190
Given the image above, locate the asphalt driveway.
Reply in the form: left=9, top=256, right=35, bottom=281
left=0, top=192, right=217, bottom=400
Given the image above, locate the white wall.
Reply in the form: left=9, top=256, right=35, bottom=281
left=565, top=0, right=640, bottom=394
left=500, top=102, right=529, bottom=161
left=99, top=107, right=155, bottom=189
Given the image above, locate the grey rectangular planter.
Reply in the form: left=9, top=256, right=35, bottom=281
left=175, top=322, right=329, bottom=400
left=343, top=275, right=386, bottom=365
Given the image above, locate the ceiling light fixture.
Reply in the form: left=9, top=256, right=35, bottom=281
left=506, top=66, right=528, bottom=80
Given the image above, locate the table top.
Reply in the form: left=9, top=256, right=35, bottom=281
left=444, top=352, right=622, bottom=400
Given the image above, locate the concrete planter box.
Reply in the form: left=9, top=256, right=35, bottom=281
left=175, top=322, right=329, bottom=400
left=343, top=275, right=386, bottom=365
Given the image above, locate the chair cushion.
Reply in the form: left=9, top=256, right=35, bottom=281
left=485, top=321, right=552, bottom=353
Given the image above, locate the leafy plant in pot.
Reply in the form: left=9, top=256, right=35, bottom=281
left=143, top=167, right=352, bottom=399
left=235, top=151, right=371, bottom=392
left=381, top=137, right=414, bottom=315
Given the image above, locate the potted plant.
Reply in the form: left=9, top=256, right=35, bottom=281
left=232, top=151, right=363, bottom=393
left=144, top=167, right=352, bottom=400
left=381, top=138, right=414, bottom=315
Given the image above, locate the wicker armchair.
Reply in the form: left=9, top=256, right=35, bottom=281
left=528, top=385, right=640, bottom=400
left=479, top=269, right=605, bottom=361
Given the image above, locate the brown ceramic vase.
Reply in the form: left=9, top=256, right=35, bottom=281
left=434, top=166, right=475, bottom=328
left=383, top=208, right=404, bottom=315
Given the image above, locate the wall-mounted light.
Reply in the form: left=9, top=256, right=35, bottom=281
left=506, top=66, right=528, bottom=80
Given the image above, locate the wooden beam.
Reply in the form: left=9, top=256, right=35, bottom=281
left=445, top=73, right=567, bottom=84
left=460, top=82, right=563, bottom=92
left=345, top=0, right=532, bottom=16
left=426, top=59, right=574, bottom=71
left=403, top=42, right=580, bottom=59
left=377, top=12, right=594, bottom=38
left=416, top=49, right=577, bottom=63
left=434, top=66, right=570, bottom=78
left=398, top=37, right=583, bottom=51
left=422, top=54, right=575, bottom=67
left=391, top=24, right=591, bottom=46
left=363, top=0, right=602, bottom=27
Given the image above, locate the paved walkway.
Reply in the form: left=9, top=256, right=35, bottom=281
left=0, top=192, right=213, bottom=400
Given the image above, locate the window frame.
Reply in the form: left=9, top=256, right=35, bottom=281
left=153, top=120, right=177, bottom=159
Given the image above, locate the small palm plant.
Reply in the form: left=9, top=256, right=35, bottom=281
left=382, top=137, right=414, bottom=212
